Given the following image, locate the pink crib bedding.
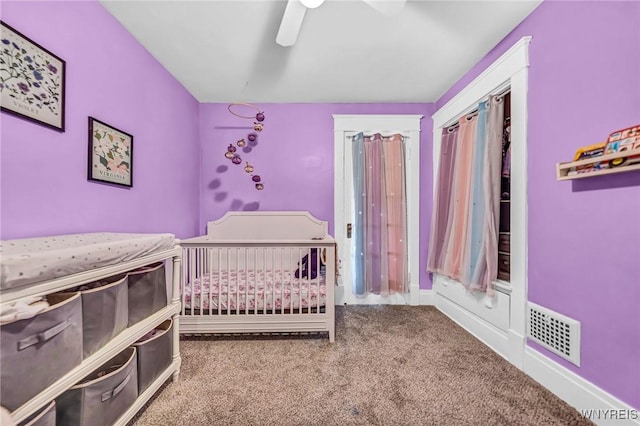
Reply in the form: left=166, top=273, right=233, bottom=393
left=182, top=269, right=326, bottom=311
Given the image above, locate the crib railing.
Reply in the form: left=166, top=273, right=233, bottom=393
left=180, top=241, right=336, bottom=319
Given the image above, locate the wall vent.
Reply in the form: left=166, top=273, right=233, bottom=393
left=528, top=302, right=581, bottom=366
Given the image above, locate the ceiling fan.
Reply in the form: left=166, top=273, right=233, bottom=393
left=276, top=0, right=407, bottom=47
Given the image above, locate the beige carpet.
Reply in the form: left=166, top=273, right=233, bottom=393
left=132, top=306, right=593, bottom=426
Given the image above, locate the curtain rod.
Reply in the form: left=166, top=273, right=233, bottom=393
left=443, top=87, right=511, bottom=131
left=347, top=133, right=409, bottom=139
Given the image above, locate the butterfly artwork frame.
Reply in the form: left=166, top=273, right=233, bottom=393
left=1, top=21, right=66, bottom=131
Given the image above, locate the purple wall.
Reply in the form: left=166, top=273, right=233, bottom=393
left=199, top=103, right=435, bottom=289
left=1, top=1, right=200, bottom=240
left=438, top=1, right=640, bottom=409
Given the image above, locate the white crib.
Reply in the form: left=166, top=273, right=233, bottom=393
left=179, top=211, right=336, bottom=342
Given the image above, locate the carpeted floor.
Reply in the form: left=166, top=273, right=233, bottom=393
left=132, top=306, right=593, bottom=426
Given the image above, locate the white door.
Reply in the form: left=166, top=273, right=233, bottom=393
left=333, top=115, right=423, bottom=306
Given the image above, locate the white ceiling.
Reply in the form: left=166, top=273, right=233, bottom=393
left=100, top=0, right=541, bottom=103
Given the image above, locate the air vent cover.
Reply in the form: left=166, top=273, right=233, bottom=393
left=528, top=302, right=580, bottom=366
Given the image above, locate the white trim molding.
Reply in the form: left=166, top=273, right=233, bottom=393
left=333, top=114, right=423, bottom=306
left=419, top=290, right=435, bottom=306
left=432, top=36, right=531, bottom=127
left=431, top=36, right=531, bottom=370
left=524, top=348, right=640, bottom=426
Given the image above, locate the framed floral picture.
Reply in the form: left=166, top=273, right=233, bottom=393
left=88, top=117, right=133, bottom=188
left=0, top=21, right=66, bottom=131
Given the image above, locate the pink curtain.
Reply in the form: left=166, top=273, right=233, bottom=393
left=442, top=115, right=477, bottom=280
left=480, top=96, right=505, bottom=296
left=427, top=95, right=505, bottom=294
left=353, top=133, right=407, bottom=296
left=382, top=134, right=407, bottom=293
left=426, top=127, right=459, bottom=273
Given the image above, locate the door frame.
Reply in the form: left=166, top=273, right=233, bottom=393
left=333, top=114, right=423, bottom=305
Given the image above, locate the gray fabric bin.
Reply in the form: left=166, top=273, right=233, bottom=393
left=64, top=275, right=128, bottom=358
left=133, top=319, right=173, bottom=394
left=56, top=347, right=138, bottom=426
left=127, top=262, right=167, bottom=326
left=1, top=293, right=82, bottom=412
left=19, top=401, right=56, bottom=426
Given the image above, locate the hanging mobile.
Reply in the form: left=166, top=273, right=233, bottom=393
left=252, top=174, right=264, bottom=189
left=227, top=102, right=266, bottom=190
left=224, top=144, right=236, bottom=159
left=227, top=103, right=265, bottom=127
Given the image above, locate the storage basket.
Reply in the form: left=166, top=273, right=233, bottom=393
left=56, top=347, right=138, bottom=426
left=127, top=262, right=167, bottom=326
left=132, top=318, right=173, bottom=393
left=63, top=275, right=128, bottom=358
left=19, top=401, right=56, bottom=426
left=1, top=293, right=83, bottom=411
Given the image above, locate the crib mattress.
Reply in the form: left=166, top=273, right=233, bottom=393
left=183, top=270, right=326, bottom=311
left=0, top=233, right=175, bottom=291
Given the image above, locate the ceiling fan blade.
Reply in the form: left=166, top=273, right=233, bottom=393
left=361, top=0, right=407, bottom=16
left=276, top=0, right=308, bottom=47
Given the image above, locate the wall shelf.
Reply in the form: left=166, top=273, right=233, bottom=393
left=556, top=148, right=640, bottom=181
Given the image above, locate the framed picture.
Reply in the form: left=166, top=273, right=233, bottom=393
left=1, top=21, right=66, bottom=131
left=88, top=117, right=133, bottom=188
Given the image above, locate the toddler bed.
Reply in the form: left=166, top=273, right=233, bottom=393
left=180, top=211, right=336, bottom=341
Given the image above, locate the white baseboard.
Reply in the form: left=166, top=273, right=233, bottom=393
left=507, top=329, right=525, bottom=370
left=435, top=293, right=511, bottom=361
left=335, top=286, right=435, bottom=306
left=524, top=347, right=640, bottom=426
left=410, top=284, right=420, bottom=305
left=333, top=288, right=433, bottom=306
left=334, top=285, right=345, bottom=305
left=419, top=289, right=435, bottom=305
left=334, top=286, right=412, bottom=305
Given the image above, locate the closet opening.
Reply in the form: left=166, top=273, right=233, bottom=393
left=430, top=35, right=530, bottom=368
left=498, top=93, right=511, bottom=282
left=428, top=86, right=511, bottom=295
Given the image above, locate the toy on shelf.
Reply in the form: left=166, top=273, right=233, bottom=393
left=604, top=125, right=640, bottom=168
left=558, top=123, right=640, bottom=180
left=568, top=142, right=608, bottom=176
left=573, top=142, right=606, bottom=161
left=566, top=162, right=608, bottom=177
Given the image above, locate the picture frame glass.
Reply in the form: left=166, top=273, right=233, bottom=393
left=89, top=118, right=133, bottom=188
left=1, top=21, right=65, bottom=131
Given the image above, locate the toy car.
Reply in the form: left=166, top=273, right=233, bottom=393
left=604, top=125, right=640, bottom=167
